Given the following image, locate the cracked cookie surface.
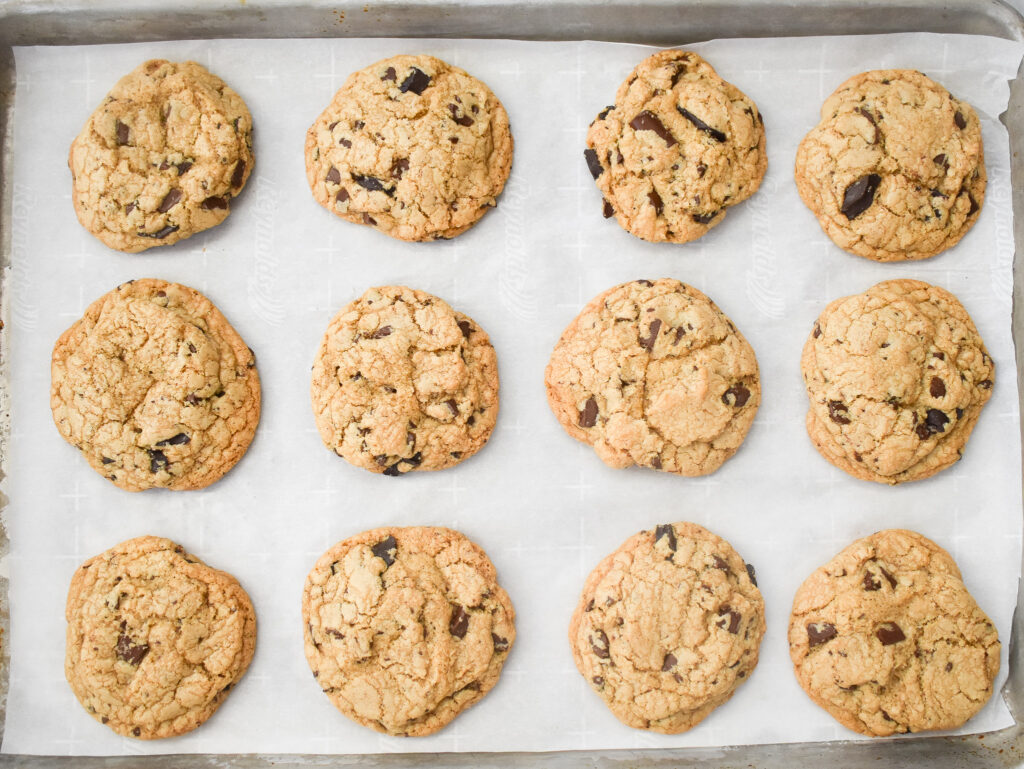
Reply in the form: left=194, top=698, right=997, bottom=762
left=51, top=278, right=261, bottom=491
left=65, top=536, right=257, bottom=739
left=801, top=279, right=993, bottom=484
left=570, top=522, right=764, bottom=733
left=302, top=526, right=515, bottom=736
left=69, top=59, right=253, bottom=253
left=585, top=50, right=766, bottom=243
left=545, top=278, right=759, bottom=476
left=305, top=54, right=513, bottom=241
left=789, top=529, right=999, bottom=736
left=311, top=286, right=498, bottom=475
left=795, top=69, right=985, bottom=261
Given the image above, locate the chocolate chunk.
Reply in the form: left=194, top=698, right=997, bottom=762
left=636, top=279, right=653, bottom=286
left=978, top=379, right=993, bottom=389
left=337, top=189, right=350, bottom=203
left=390, top=158, right=410, bottom=180
left=399, top=67, right=431, bottom=94
left=339, top=138, right=352, bottom=148
left=176, top=161, right=192, bottom=175
left=231, top=161, right=246, bottom=189
left=592, top=675, right=605, bottom=687
left=930, top=377, right=946, bottom=398
left=954, top=111, right=966, bottom=129
left=946, top=662, right=954, bottom=672
left=155, top=432, right=190, bottom=447
left=968, top=194, right=980, bottom=217
left=371, top=535, right=397, bottom=566
left=876, top=622, right=905, bottom=645
left=597, top=105, right=615, bottom=120
left=491, top=633, right=510, bottom=653
left=807, top=622, right=837, bottom=647
left=157, top=189, right=182, bottom=213
left=650, top=455, right=662, bottom=469
left=101, top=457, right=114, bottom=465
left=370, top=326, right=392, bottom=339
left=445, top=399, right=459, bottom=416
left=745, top=563, right=757, bottom=586
left=448, top=103, right=474, bottom=127
left=640, top=319, right=662, bottom=352
left=654, top=524, right=677, bottom=552
left=716, top=606, right=741, bottom=634
left=326, top=167, right=341, bottom=184
left=692, top=211, right=717, bottom=224
left=325, top=628, right=344, bottom=639
left=148, top=450, right=168, bottom=473
left=629, top=110, right=676, bottom=146
left=579, top=397, right=598, bottom=428
left=133, top=727, right=141, bottom=737
left=382, top=463, right=402, bottom=476
left=923, top=408, right=950, bottom=434
left=584, top=148, right=603, bottom=179
left=864, top=571, right=882, bottom=591
left=881, top=567, right=897, bottom=589
left=138, top=225, right=180, bottom=239
left=648, top=189, right=663, bottom=216
left=841, top=174, right=881, bottom=220
left=934, top=153, right=947, bottom=166
left=116, top=632, right=150, bottom=666
left=201, top=196, right=228, bottom=210
left=457, top=320, right=473, bottom=338
left=828, top=400, right=851, bottom=425
left=696, top=163, right=707, bottom=178
left=591, top=629, right=610, bottom=659
left=382, top=66, right=397, bottom=81
left=115, top=120, right=129, bottom=145
left=713, top=555, right=731, bottom=573
left=125, top=202, right=136, bottom=215
left=353, top=174, right=394, bottom=196
left=185, top=394, right=201, bottom=406
left=449, top=604, right=470, bottom=638
left=602, top=199, right=614, bottom=218
left=676, top=106, right=726, bottom=142
left=853, top=107, right=880, bottom=143
left=662, top=653, right=677, bottom=671
left=722, top=384, right=750, bottom=408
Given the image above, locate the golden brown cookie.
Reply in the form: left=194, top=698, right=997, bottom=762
left=545, top=278, right=759, bottom=476
left=302, top=526, right=515, bottom=736
left=69, top=59, right=253, bottom=253
left=795, top=69, right=985, bottom=261
left=310, top=286, right=498, bottom=475
left=789, top=529, right=999, bottom=736
left=65, top=536, right=257, bottom=739
left=585, top=50, right=766, bottom=243
left=305, top=54, right=513, bottom=241
left=801, top=279, right=993, bottom=484
left=50, top=279, right=261, bottom=491
left=570, top=522, right=764, bottom=733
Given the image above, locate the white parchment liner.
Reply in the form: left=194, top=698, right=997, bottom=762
left=3, top=33, right=1022, bottom=755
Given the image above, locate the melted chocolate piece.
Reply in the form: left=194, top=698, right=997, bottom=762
left=579, top=397, right=598, bottom=428
left=828, top=400, right=851, bottom=425
left=326, top=167, right=341, bottom=184
left=231, top=161, right=246, bottom=189
left=676, top=106, right=726, bottom=142
left=648, top=189, right=663, bottom=216
left=876, top=622, right=905, bottom=645
left=399, top=67, right=431, bottom=95
left=371, top=535, right=397, bottom=566
left=157, top=189, right=182, bottom=213
left=584, top=148, right=603, bottom=179
left=492, top=634, right=510, bottom=652
left=841, top=174, right=881, bottom=220
left=353, top=174, right=394, bottom=196
left=930, top=377, right=946, bottom=398
left=654, top=524, right=677, bottom=552
left=640, top=319, right=662, bottom=352
left=722, top=384, right=750, bottom=408
left=155, top=433, right=190, bottom=446
left=449, top=604, right=470, bottom=639
left=807, top=622, right=837, bottom=647
left=629, top=110, right=676, bottom=146
left=115, top=120, right=129, bottom=146
left=201, top=196, right=228, bottom=210
left=591, top=629, right=610, bottom=658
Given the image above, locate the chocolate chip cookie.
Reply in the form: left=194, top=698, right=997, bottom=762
left=545, top=278, right=759, bottom=476
left=303, top=526, right=515, bottom=736
left=585, top=50, right=766, bottom=243
left=795, top=69, right=985, bottom=261
left=65, top=536, right=257, bottom=739
left=789, top=529, right=999, bottom=736
left=802, top=279, right=993, bottom=484
left=570, top=522, right=764, bottom=733
left=51, top=279, right=261, bottom=491
left=305, top=54, right=513, bottom=241
left=69, top=59, right=253, bottom=253
left=311, top=286, right=498, bottom=475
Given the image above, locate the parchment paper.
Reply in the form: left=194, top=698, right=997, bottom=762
left=3, top=33, right=1022, bottom=756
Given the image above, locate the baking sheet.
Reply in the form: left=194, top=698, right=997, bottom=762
left=2, top=33, right=1022, bottom=755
